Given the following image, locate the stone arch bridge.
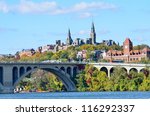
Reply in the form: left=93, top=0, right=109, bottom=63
left=91, top=63, right=150, bottom=78
left=0, top=62, right=149, bottom=93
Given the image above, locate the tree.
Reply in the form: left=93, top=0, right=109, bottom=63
left=59, top=50, right=68, bottom=59
left=133, top=44, right=150, bottom=50
left=138, top=77, right=150, bottom=91
left=51, top=54, right=59, bottom=60
left=17, top=70, right=65, bottom=92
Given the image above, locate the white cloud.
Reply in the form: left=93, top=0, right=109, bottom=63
left=0, top=1, right=9, bottom=13
left=78, top=30, right=89, bottom=35
left=79, top=12, right=93, bottom=18
left=73, top=2, right=116, bottom=11
left=0, top=0, right=117, bottom=16
left=52, top=2, right=117, bottom=15
left=16, top=0, right=57, bottom=14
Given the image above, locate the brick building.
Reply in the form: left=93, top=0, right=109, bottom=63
left=19, top=49, right=35, bottom=57
left=104, top=38, right=150, bottom=62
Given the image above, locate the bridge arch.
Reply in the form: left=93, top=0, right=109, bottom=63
left=26, top=66, right=32, bottom=71
left=140, top=68, right=145, bottom=72
left=60, top=67, right=65, bottom=72
left=129, top=68, right=138, bottom=73
left=14, top=67, right=76, bottom=92
left=73, top=67, right=78, bottom=78
left=13, top=67, right=18, bottom=84
left=100, top=67, right=108, bottom=76
left=20, top=67, right=25, bottom=77
left=110, top=67, right=115, bottom=76
left=34, top=66, right=37, bottom=69
left=140, top=68, right=149, bottom=77
left=67, top=67, right=71, bottom=76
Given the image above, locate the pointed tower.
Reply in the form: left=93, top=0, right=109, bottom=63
left=90, top=22, right=96, bottom=45
left=66, top=29, right=73, bottom=46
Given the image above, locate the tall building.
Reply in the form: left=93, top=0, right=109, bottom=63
left=90, top=22, right=96, bottom=45
left=66, top=29, right=73, bottom=46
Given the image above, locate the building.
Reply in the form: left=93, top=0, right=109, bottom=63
left=102, top=40, right=116, bottom=46
left=77, top=50, right=87, bottom=61
left=104, top=38, right=150, bottom=62
left=57, top=45, right=68, bottom=51
left=39, top=45, right=55, bottom=53
left=19, top=49, right=35, bottom=57
left=91, top=50, right=105, bottom=61
left=56, top=40, right=61, bottom=46
left=86, top=38, right=92, bottom=44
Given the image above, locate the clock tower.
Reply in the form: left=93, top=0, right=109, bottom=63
left=123, top=38, right=133, bottom=55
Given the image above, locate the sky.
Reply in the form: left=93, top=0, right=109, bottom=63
left=0, top=0, right=150, bottom=54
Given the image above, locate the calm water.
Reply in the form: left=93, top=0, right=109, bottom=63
left=0, top=92, right=150, bottom=99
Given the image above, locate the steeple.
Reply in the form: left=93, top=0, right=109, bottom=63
left=91, top=22, right=95, bottom=33
left=66, top=28, right=73, bottom=46
left=90, top=22, right=96, bottom=45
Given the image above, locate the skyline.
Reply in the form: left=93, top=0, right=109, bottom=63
left=0, top=0, right=150, bottom=54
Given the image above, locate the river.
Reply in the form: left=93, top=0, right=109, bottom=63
left=0, top=92, right=150, bottom=99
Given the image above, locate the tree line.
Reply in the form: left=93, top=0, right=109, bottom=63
left=76, top=65, right=150, bottom=91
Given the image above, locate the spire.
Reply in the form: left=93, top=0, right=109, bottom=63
left=66, top=28, right=73, bottom=45
left=68, top=28, right=71, bottom=38
left=90, top=22, right=96, bottom=45
left=91, top=22, right=95, bottom=33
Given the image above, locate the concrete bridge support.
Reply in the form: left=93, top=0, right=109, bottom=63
left=1, top=66, right=14, bottom=93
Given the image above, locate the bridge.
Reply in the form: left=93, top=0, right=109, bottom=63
left=0, top=62, right=149, bottom=93
left=91, top=63, right=150, bottom=78
left=0, top=62, right=86, bottom=93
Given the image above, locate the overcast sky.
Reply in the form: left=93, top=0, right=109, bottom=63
left=0, top=0, right=150, bottom=54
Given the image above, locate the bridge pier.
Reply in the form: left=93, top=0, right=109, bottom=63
left=108, top=70, right=110, bottom=78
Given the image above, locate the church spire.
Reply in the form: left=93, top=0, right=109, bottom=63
left=91, top=22, right=95, bottom=33
left=68, top=28, right=71, bottom=39
left=90, top=22, right=96, bottom=45
left=66, top=28, right=73, bottom=46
